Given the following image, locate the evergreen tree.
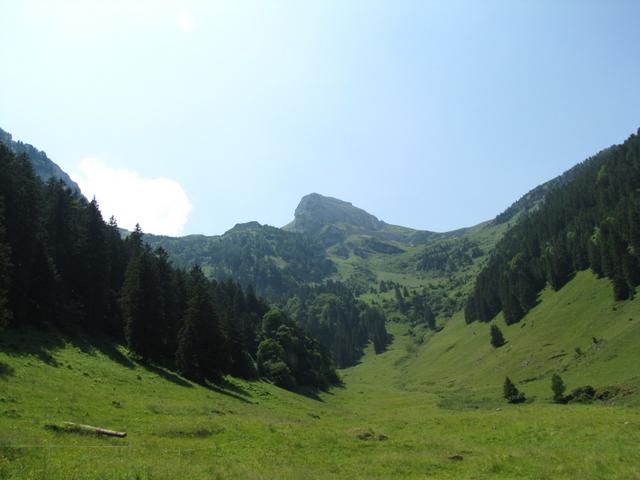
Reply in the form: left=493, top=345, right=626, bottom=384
left=490, top=324, right=505, bottom=348
left=121, top=248, right=162, bottom=360
left=503, top=377, right=525, bottom=403
left=176, top=266, right=228, bottom=381
left=0, top=200, right=12, bottom=329
left=0, top=146, right=44, bottom=324
left=551, top=373, right=566, bottom=403
left=79, top=198, right=109, bottom=332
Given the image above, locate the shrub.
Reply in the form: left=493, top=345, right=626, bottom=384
left=565, top=385, right=596, bottom=403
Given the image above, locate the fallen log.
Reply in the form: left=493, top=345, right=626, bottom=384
left=45, top=421, right=127, bottom=438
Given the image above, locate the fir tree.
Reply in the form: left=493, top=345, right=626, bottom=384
left=551, top=373, right=566, bottom=403
left=490, top=324, right=505, bottom=348
left=80, top=198, right=109, bottom=332
left=0, top=200, right=12, bottom=329
left=121, top=248, right=162, bottom=360
left=176, top=266, right=228, bottom=381
left=503, top=377, right=525, bottom=403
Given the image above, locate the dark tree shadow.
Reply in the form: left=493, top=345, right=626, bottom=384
left=93, top=342, right=135, bottom=369
left=0, top=326, right=63, bottom=367
left=0, top=362, right=15, bottom=378
left=52, top=327, right=137, bottom=370
left=205, top=382, right=254, bottom=404
left=140, top=361, right=193, bottom=388
left=292, top=385, right=325, bottom=402
left=215, top=377, right=252, bottom=398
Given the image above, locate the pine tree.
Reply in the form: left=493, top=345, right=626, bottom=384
left=0, top=200, right=12, bottom=329
left=503, top=377, right=525, bottom=403
left=490, top=324, right=505, bottom=348
left=0, top=147, right=44, bottom=324
left=551, top=373, right=566, bottom=403
left=80, top=198, right=109, bottom=332
left=176, top=266, right=228, bottom=381
left=104, top=216, right=127, bottom=337
left=121, top=252, right=146, bottom=357
left=121, top=249, right=161, bottom=359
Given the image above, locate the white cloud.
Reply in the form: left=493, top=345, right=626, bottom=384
left=73, top=158, right=192, bottom=236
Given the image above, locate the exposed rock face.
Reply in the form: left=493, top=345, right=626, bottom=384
left=283, top=192, right=447, bottom=247
left=287, top=193, right=383, bottom=235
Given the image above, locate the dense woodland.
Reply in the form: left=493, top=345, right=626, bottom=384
left=285, top=281, right=390, bottom=367
left=466, top=132, right=640, bottom=324
left=417, top=238, right=483, bottom=273
left=0, top=144, right=338, bottom=390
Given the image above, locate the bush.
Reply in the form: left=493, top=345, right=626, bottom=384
left=260, top=360, right=295, bottom=389
left=565, top=385, right=596, bottom=403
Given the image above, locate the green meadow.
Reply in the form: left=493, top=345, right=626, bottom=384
left=1, top=270, right=639, bottom=479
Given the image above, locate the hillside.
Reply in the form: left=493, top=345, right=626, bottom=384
left=404, top=270, right=640, bottom=405
left=1, top=270, right=639, bottom=479
left=144, top=222, right=334, bottom=303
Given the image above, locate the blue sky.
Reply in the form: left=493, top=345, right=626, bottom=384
left=1, top=0, right=639, bottom=236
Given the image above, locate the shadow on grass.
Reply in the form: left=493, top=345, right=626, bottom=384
left=1, top=325, right=136, bottom=373
left=292, top=385, right=325, bottom=402
left=0, top=325, right=63, bottom=367
left=216, top=377, right=253, bottom=397
left=96, top=342, right=136, bottom=369
left=0, top=362, right=15, bottom=378
left=206, top=382, right=254, bottom=404
left=61, top=332, right=137, bottom=370
left=141, top=361, right=194, bottom=389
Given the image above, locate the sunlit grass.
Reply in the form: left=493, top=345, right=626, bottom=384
left=1, top=271, right=639, bottom=479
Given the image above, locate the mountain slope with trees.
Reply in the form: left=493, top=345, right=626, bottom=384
left=0, top=143, right=338, bottom=391
left=144, top=222, right=334, bottom=304
left=466, top=130, right=640, bottom=325
left=0, top=127, right=81, bottom=195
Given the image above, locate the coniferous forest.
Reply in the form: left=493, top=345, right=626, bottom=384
left=466, top=131, right=640, bottom=325
left=0, top=144, right=339, bottom=390
left=284, top=281, right=391, bottom=367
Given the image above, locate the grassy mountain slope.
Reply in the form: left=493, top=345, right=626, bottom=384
left=403, top=270, right=640, bottom=405
left=2, top=271, right=640, bottom=479
left=144, top=222, right=334, bottom=303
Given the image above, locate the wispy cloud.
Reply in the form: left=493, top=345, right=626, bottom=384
left=73, top=157, right=192, bottom=236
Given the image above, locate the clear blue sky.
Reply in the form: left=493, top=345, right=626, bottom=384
left=1, top=0, right=639, bottom=236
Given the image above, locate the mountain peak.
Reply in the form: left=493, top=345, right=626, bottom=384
left=286, top=193, right=383, bottom=236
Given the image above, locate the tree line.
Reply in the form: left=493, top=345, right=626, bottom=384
left=466, top=131, right=640, bottom=325
left=0, top=144, right=338, bottom=390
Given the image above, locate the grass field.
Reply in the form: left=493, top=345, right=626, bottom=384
left=1, top=271, right=639, bottom=479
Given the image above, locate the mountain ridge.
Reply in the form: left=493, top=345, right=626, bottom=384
left=0, top=127, right=82, bottom=195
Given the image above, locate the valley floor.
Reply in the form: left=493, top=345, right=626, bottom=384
left=1, top=272, right=640, bottom=479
